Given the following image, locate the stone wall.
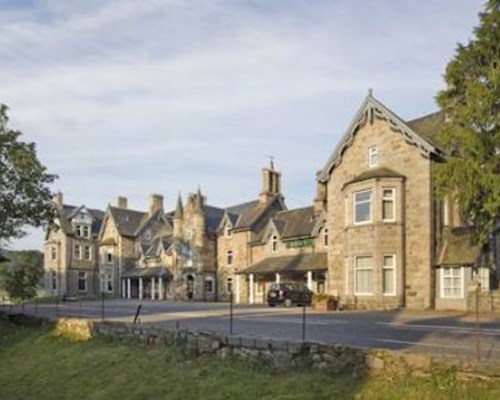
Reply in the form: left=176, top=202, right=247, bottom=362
left=467, top=290, right=500, bottom=314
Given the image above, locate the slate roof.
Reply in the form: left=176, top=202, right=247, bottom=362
left=108, top=206, right=148, bottom=237
left=204, top=205, right=226, bottom=233
left=226, top=195, right=284, bottom=231
left=438, top=227, right=483, bottom=266
left=121, top=266, right=172, bottom=278
left=406, top=111, right=445, bottom=149
left=239, top=253, right=328, bottom=275
left=272, top=206, right=316, bottom=239
left=58, top=205, right=105, bottom=235
left=344, top=167, right=405, bottom=187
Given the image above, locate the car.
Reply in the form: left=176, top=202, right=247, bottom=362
left=267, top=283, right=312, bottom=307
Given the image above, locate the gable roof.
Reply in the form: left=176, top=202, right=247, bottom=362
left=57, top=204, right=105, bottom=235
left=108, top=206, right=148, bottom=237
left=239, top=253, right=327, bottom=275
left=438, top=227, right=483, bottom=266
left=406, top=111, right=445, bottom=148
left=225, top=195, right=286, bottom=231
left=318, top=93, right=443, bottom=183
left=272, top=206, right=316, bottom=240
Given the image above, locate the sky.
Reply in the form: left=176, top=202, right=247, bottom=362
left=1, top=0, right=483, bottom=250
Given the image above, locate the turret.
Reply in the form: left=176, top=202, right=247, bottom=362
left=173, top=193, right=184, bottom=240
left=193, top=187, right=205, bottom=248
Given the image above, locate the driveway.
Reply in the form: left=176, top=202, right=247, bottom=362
left=5, top=299, right=500, bottom=360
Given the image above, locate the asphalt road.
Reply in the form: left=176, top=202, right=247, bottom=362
left=5, top=299, right=500, bottom=360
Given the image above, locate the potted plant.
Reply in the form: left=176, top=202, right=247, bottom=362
left=312, top=293, right=338, bottom=311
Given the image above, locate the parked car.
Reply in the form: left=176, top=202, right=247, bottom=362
left=267, top=283, right=312, bottom=307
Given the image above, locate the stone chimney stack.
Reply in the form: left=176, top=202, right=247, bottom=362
left=149, top=194, right=164, bottom=215
left=313, top=180, right=327, bottom=214
left=116, top=196, right=128, bottom=209
left=53, top=192, right=63, bottom=209
left=259, top=160, right=282, bottom=204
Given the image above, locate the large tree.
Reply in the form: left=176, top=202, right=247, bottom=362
left=435, top=0, right=500, bottom=244
left=0, top=104, right=57, bottom=242
left=0, top=250, right=44, bottom=302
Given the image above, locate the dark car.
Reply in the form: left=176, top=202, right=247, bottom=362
left=267, top=283, right=312, bottom=307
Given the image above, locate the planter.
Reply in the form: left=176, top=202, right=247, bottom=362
left=312, top=296, right=338, bottom=311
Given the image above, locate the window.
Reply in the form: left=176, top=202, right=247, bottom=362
left=50, top=246, right=57, bottom=260
left=473, top=268, right=490, bottom=292
left=224, top=224, right=232, bottom=238
left=205, top=278, right=214, bottom=294
left=382, top=189, right=395, bottom=221
left=353, top=190, right=372, bottom=224
left=271, top=235, right=278, bottom=252
left=355, top=256, right=373, bottom=295
left=323, top=228, right=329, bottom=247
left=78, top=271, right=87, bottom=292
left=441, top=267, right=464, bottom=298
left=51, top=271, right=57, bottom=290
left=106, top=251, right=113, bottom=264
left=102, top=272, right=113, bottom=292
left=368, top=147, right=378, bottom=168
left=84, top=245, right=91, bottom=261
left=74, top=244, right=82, bottom=260
left=83, top=225, right=90, bottom=238
left=75, top=225, right=82, bottom=237
left=227, top=277, right=233, bottom=293
left=226, top=250, right=233, bottom=265
left=382, top=255, right=396, bottom=295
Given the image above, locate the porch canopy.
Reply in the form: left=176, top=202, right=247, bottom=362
left=122, top=266, right=172, bottom=279
left=238, top=253, right=327, bottom=275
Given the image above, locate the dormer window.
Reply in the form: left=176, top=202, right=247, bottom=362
left=224, top=223, right=233, bottom=238
left=271, top=235, right=278, bottom=253
left=83, top=225, right=90, bottom=238
left=368, top=146, right=378, bottom=168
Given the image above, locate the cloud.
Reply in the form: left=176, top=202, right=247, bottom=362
left=0, top=0, right=482, bottom=250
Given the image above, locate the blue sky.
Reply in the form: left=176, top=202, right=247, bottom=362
left=1, top=0, right=482, bottom=250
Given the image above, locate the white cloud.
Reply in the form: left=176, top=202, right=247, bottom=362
left=0, top=0, right=482, bottom=250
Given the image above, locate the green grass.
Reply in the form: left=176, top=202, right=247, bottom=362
left=0, top=320, right=498, bottom=400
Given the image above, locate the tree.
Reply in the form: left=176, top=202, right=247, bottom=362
left=0, top=250, right=44, bottom=302
left=0, top=104, right=57, bottom=242
left=435, top=0, right=500, bottom=244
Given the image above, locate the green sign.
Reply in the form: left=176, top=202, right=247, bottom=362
left=285, top=238, right=314, bottom=249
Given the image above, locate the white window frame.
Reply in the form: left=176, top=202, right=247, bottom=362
left=83, top=225, right=90, bottom=238
left=354, top=255, right=373, bottom=295
left=77, top=271, right=87, bottom=292
left=74, top=244, right=82, bottom=260
left=382, top=255, right=396, bottom=296
left=84, top=245, right=92, bottom=261
left=75, top=224, right=82, bottom=237
left=353, top=190, right=372, bottom=225
left=226, top=250, right=233, bottom=265
left=382, top=188, right=396, bottom=222
left=440, top=267, right=464, bottom=299
left=368, top=146, right=378, bottom=168
left=101, top=271, right=113, bottom=293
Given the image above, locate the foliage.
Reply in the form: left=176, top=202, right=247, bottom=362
left=0, top=104, right=57, bottom=241
left=435, top=0, right=500, bottom=244
left=0, top=320, right=499, bottom=400
left=0, top=250, right=44, bottom=302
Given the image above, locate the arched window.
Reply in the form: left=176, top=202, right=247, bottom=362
left=227, top=250, right=233, bottom=265
left=323, top=228, right=329, bottom=247
left=271, top=235, right=278, bottom=253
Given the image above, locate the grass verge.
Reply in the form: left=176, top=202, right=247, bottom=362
left=0, top=320, right=498, bottom=399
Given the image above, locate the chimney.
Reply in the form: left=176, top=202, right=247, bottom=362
left=53, top=192, right=63, bottom=209
left=149, top=194, right=164, bottom=215
left=259, top=161, right=282, bottom=204
left=116, top=196, right=128, bottom=209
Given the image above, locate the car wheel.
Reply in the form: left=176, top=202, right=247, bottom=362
left=284, top=298, right=292, bottom=308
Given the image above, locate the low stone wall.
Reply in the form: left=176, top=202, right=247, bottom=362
left=467, top=290, right=500, bottom=314
left=4, top=312, right=500, bottom=378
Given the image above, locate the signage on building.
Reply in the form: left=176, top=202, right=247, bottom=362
left=285, top=238, right=314, bottom=249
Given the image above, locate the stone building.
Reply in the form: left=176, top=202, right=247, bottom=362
left=44, top=192, right=104, bottom=298
left=316, top=93, right=493, bottom=310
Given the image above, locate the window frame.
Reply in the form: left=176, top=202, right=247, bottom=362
left=441, top=267, right=464, bottom=299
left=368, top=146, right=379, bottom=168
left=74, top=244, right=82, bottom=260
left=84, top=245, right=92, bottom=261
left=353, top=190, right=372, bottom=225
left=382, top=255, right=396, bottom=296
left=226, top=250, right=233, bottom=265
left=354, top=255, right=373, bottom=296
left=271, top=235, right=278, bottom=253
left=204, top=277, right=215, bottom=294
left=224, top=224, right=233, bottom=238
left=50, top=246, right=57, bottom=260
left=75, top=224, right=82, bottom=237
left=83, top=225, right=90, bottom=238
left=106, top=251, right=113, bottom=264
left=226, top=277, right=233, bottom=293
left=323, top=228, right=329, bottom=247
left=382, top=188, right=396, bottom=222
left=77, top=271, right=87, bottom=292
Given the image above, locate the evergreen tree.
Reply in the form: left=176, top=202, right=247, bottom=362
left=0, top=104, right=57, bottom=242
left=435, top=0, right=500, bottom=244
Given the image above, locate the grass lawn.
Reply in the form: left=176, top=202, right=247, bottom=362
left=0, top=319, right=499, bottom=400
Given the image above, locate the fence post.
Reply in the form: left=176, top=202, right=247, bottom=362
left=229, top=291, right=234, bottom=335
left=302, top=304, right=306, bottom=341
